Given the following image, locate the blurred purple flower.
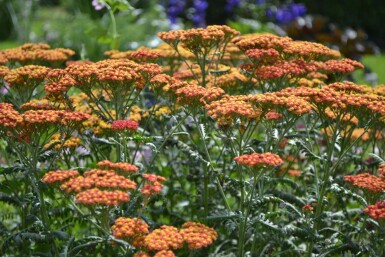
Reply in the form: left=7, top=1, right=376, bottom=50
left=290, top=3, right=306, bottom=17
left=256, top=0, right=265, bottom=5
left=276, top=7, right=293, bottom=24
left=225, top=0, right=241, bottom=13
left=268, top=2, right=307, bottom=24
left=166, top=0, right=186, bottom=24
left=192, top=0, right=208, bottom=27
left=92, top=0, right=106, bottom=11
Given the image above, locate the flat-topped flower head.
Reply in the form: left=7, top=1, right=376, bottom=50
left=110, top=119, right=139, bottom=132
left=97, top=160, right=139, bottom=174
left=60, top=169, right=136, bottom=194
left=205, top=96, right=261, bottom=126
left=0, top=103, right=23, bottom=129
left=180, top=222, right=217, bottom=249
left=234, top=152, right=284, bottom=168
left=44, top=134, right=82, bottom=150
left=4, top=65, right=50, bottom=88
left=42, top=170, right=79, bottom=184
left=144, top=225, right=184, bottom=251
left=75, top=188, right=129, bottom=206
left=112, top=217, right=149, bottom=239
left=0, top=43, right=74, bottom=65
left=233, top=33, right=292, bottom=51
left=344, top=173, right=385, bottom=193
left=364, top=200, right=385, bottom=219
left=141, top=174, right=167, bottom=195
left=245, top=49, right=279, bottom=64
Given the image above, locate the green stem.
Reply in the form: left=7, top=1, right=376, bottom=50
left=106, top=4, right=119, bottom=50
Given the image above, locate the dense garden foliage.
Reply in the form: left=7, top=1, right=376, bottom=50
left=1, top=24, right=385, bottom=256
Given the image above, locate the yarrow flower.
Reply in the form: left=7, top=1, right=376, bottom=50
left=75, top=188, right=129, bottom=206
left=112, top=217, right=149, bottom=239
left=234, top=152, right=284, bottom=168
left=42, top=170, right=79, bottom=184
left=97, top=160, right=139, bottom=174
left=110, top=119, right=139, bottom=132
left=364, top=200, right=385, bottom=219
left=180, top=222, right=218, bottom=249
left=344, top=173, right=385, bottom=193
left=141, top=174, right=167, bottom=195
left=144, top=225, right=184, bottom=251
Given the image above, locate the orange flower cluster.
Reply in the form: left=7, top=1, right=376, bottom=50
left=20, top=99, right=58, bottom=111
left=0, top=65, right=9, bottom=76
left=0, top=103, right=23, bottom=128
left=105, top=48, right=163, bottom=63
left=21, top=109, right=89, bottom=126
left=206, top=68, right=248, bottom=90
left=44, top=134, right=81, bottom=150
left=42, top=165, right=138, bottom=207
left=232, top=33, right=362, bottom=88
left=4, top=65, right=50, bottom=87
left=320, top=59, right=364, bottom=74
left=141, top=174, right=167, bottom=195
left=61, top=169, right=137, bottom=193
left=112, top=217, right=149, bottom=239
left=175, top=85, right=224, bottom=106
left=364, top=200, right=385, bottom=219
left=250, top=93, right=313, bottom=116
left=97, top=160, right=139, bottom=174
left=110, top=119, right=139, bottom=132
left=76, top=188, right=129, bottom=206
left=144, top=225, right=184, bottom=251
left=42, top=170, right=79, bottom=184
left=0, top=43, right=74, bottom=65
left=265, top=111, right=283, bottom=120
left=344, top=173, right=385, bottom=193
left=205, top=96, right=261, bottom=126
left=44, top=75, right=77, bottom=96
left=66, top=59, right=162, bottom=93
left=159, top=25, right=239, bottom=56
left=180, top=222, right=218, bottom=249
left=112, top=218, right=217, bottom=254
left=234, top=152, right=284, bottom=168
left=270, top=82, right=385, bottom=119
left=233, top=33, right=292, bottom=52
left=245, top=48, right=279, bottom=64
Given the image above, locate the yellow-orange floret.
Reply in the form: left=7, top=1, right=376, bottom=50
left=180, top=222, right=217, bottom=249
left=75, top=188, right=129, bottom=206
left=234, top=152, right=284, bottom=168
left=144, top=225, right=184, bottom=251
left=112, top=217, right=149, bottom=239
left=42, top=170, right=79, bottom=184
left=97, top=160, right=139, bottom=174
